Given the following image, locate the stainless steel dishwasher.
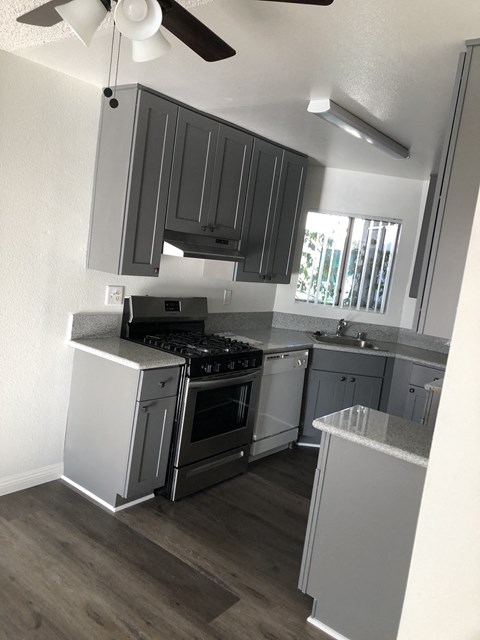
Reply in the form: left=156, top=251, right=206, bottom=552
left=249, top=350, right=309, bottom=461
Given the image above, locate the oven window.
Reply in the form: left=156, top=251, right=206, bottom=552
left=191, top=382, right=252, bottom=442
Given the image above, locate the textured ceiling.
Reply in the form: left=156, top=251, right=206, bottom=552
left=5, top=0, right=480, bottom=179
left=0, top=0, right=212, bottom=50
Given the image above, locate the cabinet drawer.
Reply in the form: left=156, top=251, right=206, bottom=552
left=410, top=364, right=443, bottom=387
left=138, top=367, right=180, bottom=401
left=311, top=350, right=386, bottom=377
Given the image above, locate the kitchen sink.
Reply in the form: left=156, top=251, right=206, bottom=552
left=311, top=334, right=380, bottom=350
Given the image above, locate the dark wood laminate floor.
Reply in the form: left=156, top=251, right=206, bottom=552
left=0, top=447, right=330, bottom=640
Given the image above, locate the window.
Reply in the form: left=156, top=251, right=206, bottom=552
left=296, top=211, right=401, bottom=313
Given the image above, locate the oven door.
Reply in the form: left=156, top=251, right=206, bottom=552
left=174, top=369, right=261, bottom=467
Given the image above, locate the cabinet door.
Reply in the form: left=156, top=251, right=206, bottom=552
left=403, top=385, right=428, bottom=424
left=234, top=139, right=283, bottom=282
left=302, top=370, right=347, bottom=440
left=121, top=91, right=178, bottom=276
left=124, top=396, right=176, bottom=499
left=207, top=124, right=253, bottom=240
left=266, top=150, right=307, bottom=284
left=166, top=108, right=219, bottom=235
left=345, top=375, right=383, bottom=411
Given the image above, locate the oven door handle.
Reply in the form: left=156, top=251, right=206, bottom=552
left=188, top=370, right=260, bottom=390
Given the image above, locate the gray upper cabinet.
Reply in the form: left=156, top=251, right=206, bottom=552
left=88, top=87, right=178, bottom=276
left=208, top=124, right=253, bottom=239
left=166, top=110, right=253, bottom=240
left=414, top=42, right=480, bottom=339
left=235, top=141, right=307, bottom=284
left=165, top=108, right=218, bottom=236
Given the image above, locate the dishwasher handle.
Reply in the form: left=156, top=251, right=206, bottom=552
left=263, top=350, right=309, bottom=375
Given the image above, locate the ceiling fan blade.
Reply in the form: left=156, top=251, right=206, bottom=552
left=16, top=0, right=71, bottom=26
left=158, top=0, right=235, bottom=62
left=257, top=0, right=334, bottom=5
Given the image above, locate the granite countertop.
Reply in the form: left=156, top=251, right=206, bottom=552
left=217, top=328, right=313, bottom=353
left=225, top=328, right=447, bottom=370
left=313, top=405, right=434, bottom=468
left=69, top=337, right=185, bottom=370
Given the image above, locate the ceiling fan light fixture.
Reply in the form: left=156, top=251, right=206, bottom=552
left=114, top=0, right=163, bottom=40
left=131, top=29, right=171, bottom=61
left=307, top=98, right=410, bottom=159
left=55, top=0, right=107, bottom=46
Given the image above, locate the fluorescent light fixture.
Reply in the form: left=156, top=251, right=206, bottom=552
left=307, top=98, right=410, bottom=159
left=56, top=0, right=107, bottom=46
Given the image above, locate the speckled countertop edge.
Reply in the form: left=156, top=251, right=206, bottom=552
left=68, top=338, right=186, bottom=370
left=313, top=406, right=433, bottom=468
left=234, top=328, right=447, bottom=370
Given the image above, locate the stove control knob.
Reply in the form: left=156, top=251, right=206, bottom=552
left=212, top=363, right=221, bottom=373
left=249, top=358, right=257, bottom=368
left=228, top=361, right=236, bottom=370
left=202, top=363, right=212, bottom=374
left=243, top=359, right=250, bottom=368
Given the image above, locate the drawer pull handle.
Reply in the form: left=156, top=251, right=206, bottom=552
left=350, top=377, right=356, bottom=382
left=158, top=381, right=167, bottom=388
left=340, top=376, right=346, bottom=381
left=409, top=387, right=415, bottom=393
left=142, top=407, right=148, bottom=413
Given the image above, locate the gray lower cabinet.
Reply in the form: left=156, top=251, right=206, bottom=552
left=301, top=351, right=386, bottom=442
left=299, top=433, right=426, bottom=640
left=64, top=350, right=180, bottom=509
left=88, top=87, right=178, bottom=276
left=234, top=141, right=307, bottom=284
left=165, top=109, right=253, bottom=240
left=385, top=359, right=443, bottom=424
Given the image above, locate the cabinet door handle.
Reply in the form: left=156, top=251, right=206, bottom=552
left=201, top=225, right=208, bottom=232
left=154, top=268, right=159, bottom=274
left=142, top=407, right=148, bottom=413
left=409, top=387, right=415, bottom=393
left=350, top=377, right=356, bottom=382
left=340, top=376, right=346, bottom=381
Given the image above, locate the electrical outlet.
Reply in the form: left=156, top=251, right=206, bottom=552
left=223, top=289, right=232, bottom=305
left=105, top=285, right=125, bottom=306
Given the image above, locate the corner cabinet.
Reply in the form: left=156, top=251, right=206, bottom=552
left=234, top=140, right=307, bottom=284
left=88, top=87, right=178, bottom=276
left=166, top=108, right=253, bottom=240
left=64, top=349, right=180, bottom=510
left=301, top=351, right=386, bottom=444
left=385, top=359, right=443, bottom=424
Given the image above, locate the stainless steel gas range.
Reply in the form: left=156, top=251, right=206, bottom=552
left=121, top=296, right=263, bottom=501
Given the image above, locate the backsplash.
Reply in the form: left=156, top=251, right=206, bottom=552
left=68, top=309, right=449, bottom=355
left=271, top=312, right=450, bottom=354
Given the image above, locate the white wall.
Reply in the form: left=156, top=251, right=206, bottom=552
left=0, top=51, right=276, bottom=489
left=397, top=187, right=480, bottom=639
left=274, top=166, right=428, bottom=329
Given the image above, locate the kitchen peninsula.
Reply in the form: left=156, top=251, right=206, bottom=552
left=299, top=405, right=434, bottom=640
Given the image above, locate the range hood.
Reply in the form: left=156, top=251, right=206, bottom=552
left=163, top=230, right=245, bottom=262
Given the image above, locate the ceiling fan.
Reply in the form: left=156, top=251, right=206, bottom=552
left=16, top=0, right=334, bottom=63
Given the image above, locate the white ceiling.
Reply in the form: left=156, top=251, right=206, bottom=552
left=5, top=0, right=480, bottom=179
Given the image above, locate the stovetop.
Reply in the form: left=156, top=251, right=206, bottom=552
left=143, top=331, right=256, bottom=357
left=138, top=331, right=263, bottom=378
left=120, top=296, right=262, bottom=378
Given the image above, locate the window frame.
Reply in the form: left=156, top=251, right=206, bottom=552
left=296, top=209, right=402, bottom=314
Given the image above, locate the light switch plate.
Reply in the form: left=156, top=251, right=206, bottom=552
left=223, top=289, right=232, bottom=305
left=105, top=285, right=125, bottom=306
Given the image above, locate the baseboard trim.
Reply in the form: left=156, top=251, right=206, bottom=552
left=61, top=476, right=154, bottom=513
left=307, top=616, right=351, bottom=640
left=0, top=463, right=63, bottom=497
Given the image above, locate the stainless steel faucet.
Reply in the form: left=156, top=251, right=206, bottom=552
left=336, top=318, right=347, bottom=336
